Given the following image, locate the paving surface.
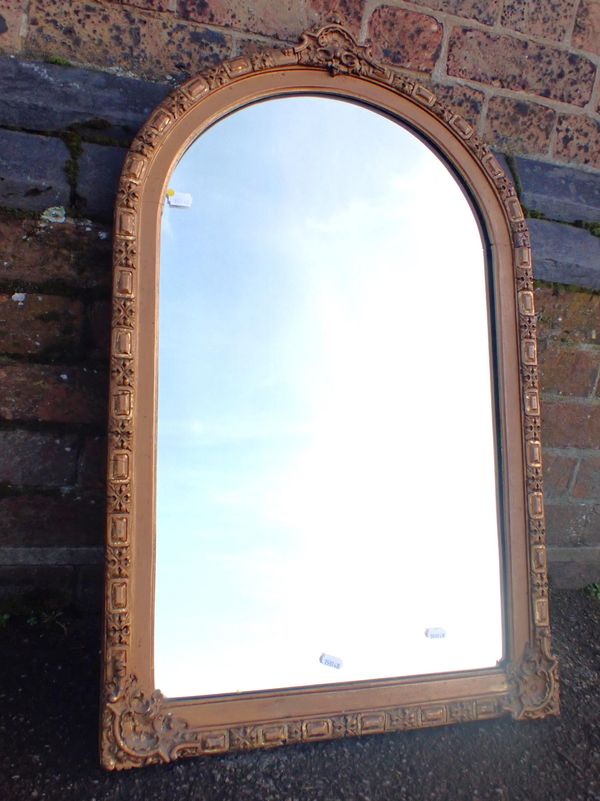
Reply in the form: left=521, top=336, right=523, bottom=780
left=1, top=589, right=600, bottom=800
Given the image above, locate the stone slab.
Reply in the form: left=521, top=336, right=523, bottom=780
left=529, top=218, right=600, bottom=290
left=548, top=546, right=600, bottom=588
left=77, top=142, right=127, bottom=222
left=0, top=55, right=169, bottom=142
left=515, top=157, right=600, bottom=223
left=0, top=128, right=69, bottom=211
left=0, top=546, right=103, bottom=565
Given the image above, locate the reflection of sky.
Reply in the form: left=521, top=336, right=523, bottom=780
left=155, top=96, right=502, bottom=698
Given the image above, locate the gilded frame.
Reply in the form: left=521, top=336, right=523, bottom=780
left=101, top=24, right=558, bottom=771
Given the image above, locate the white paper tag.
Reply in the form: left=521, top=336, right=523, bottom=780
left=167, top=191, right=193, bottom=208
left=425, top=627, right=446, bottom=639
left=320, top=653, right=343, bottom=669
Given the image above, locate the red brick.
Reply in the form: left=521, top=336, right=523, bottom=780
left=0, top=491, right=104, bottom=547
left=545, top=502, right=600, bottom=546
left=484, top=96, right=555, bottom=157
left=416, top=0, right=500, bottom=26
left=430, top=83, right=484, bottom=127
left=78, top=436, right=107, bottom=489
left=0, top=213, right=111, bottom=292
left=572, top=455, right=600, bottom=500
left=555, top=114, right=600, bottom=171
left=541, top=400, right=600, bottom=449
left=75, top=563, right=103, bottom=611
left=87, top=300, right=111, bottom=361
left=111, top=0, right=176, bottom=11
left=573, top=0, right=600, bottom=57
left=447, top=28, right=596, bottom=107
left=0, top=293, right=84, bottom=358
left=539, top=345, right=599, bottom=397
left=0, top=565, right=75, bottom=608
left=542, top=452, right=578, bottom=497
left=536, top=286, right=600, bottom=345
left=0, top=364, right=107, bottom=424
left=0, top=430, right=78, bottom=486
left=181, top=0, right=314, bottom=40
left=26, top=0, right=232, bottom=81
left=500, top=0, right=578, bottom=42
left=309, top=0, right=364, bottom=37
left=367, top=7, right=443, bottom=72
left=0, top=0, right=27, bottom=54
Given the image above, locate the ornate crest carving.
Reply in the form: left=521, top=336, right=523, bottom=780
left=103, top=22, right=558, bottom=769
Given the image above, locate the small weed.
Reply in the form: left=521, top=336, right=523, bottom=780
left=585, top=583, right=600, bottom=601
left=0, top=613, right=10, bottom=629
left=24, top=610, right=68, bottom=634
left=44, top=55, right=73, bottom=67
left=40, top=610, right=68, bottom=635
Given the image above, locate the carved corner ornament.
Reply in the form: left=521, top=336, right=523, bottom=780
left=102, top=22, right=558, bottom=770
left=507, top=636, right=560, bottom=721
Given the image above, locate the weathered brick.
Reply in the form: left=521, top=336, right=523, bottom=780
left=545, top=502, right=600, bottom=547
left=181, top=0, right=313, bottom=39
left=87, top=300, right=111, bottom=360
left=500, top=0, right=578, bottom=42
left=0, top=364, right=107, bottom=424
left=75, top=563, right=103, bottom=611
left=78, top=143, right=127, bottom=222
left=572, top=455, right=600, bottom=500
left=541, top=400, right=600, bottom=449
left=0, top=565, right=74, bottom=608
left=0, top=213, right=111, bottom=292
left=0, top=430, right=78, bottom=486
left=542, top=451, right=578, bottom=498
left=114, top=0, right=176, bottom=11
left=536, top=285, right=600, bottom=345
left=309, top=0, right=364, bottom=36
left=367, top=7, right=443, bottom=72
left=529, top=219, right=600, bottom=291
left=539, top=344, right=599, bottom=397
left=26, top=0, right=232, bottom=81
left=78, top=436, right=107, bottom=489
left=0, top=293, right=84, bottom=358
left=447, top=29, right=596, bottom=107
left=555, top=115, right=600, bottom=171
left=0, top=129, right=70, bottom=212
left=0, top=55, right=168, bottom=140
left=429, top=83, right=484, bottom=127
left=573, top=0, right=600, bottom=57
left=0, top=491, right=104, bottom=547
left=484, top=97, right=555, bottom=157
left=514, top=157, right=600, bottom=224
left=414, top=0, right=500, bottom=26
left=0, top=0, right=27, bottom=53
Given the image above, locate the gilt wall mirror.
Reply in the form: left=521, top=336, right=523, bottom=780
left=101, top=25, right=558, bottom=770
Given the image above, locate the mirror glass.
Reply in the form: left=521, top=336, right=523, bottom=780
left=155, top=96, right=503, bottom=699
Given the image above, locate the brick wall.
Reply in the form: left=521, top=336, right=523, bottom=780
left=0, top=1, right=599, bottom=609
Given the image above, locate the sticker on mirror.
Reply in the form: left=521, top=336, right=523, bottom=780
left=319, top=653, right=343, bottom=669
left=166, top=189, right=193, bottom=208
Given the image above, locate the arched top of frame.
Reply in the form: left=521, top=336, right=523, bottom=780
left=115, top=24, right=527, bottom=253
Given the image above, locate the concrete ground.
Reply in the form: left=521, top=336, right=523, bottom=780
left=1, top=589, right=600, bottom=801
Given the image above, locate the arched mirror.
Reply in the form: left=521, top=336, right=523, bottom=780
left=101, top=26, right=558, bottom=770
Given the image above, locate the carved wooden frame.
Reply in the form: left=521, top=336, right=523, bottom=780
left=101, top=24, right=558, bottom=770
